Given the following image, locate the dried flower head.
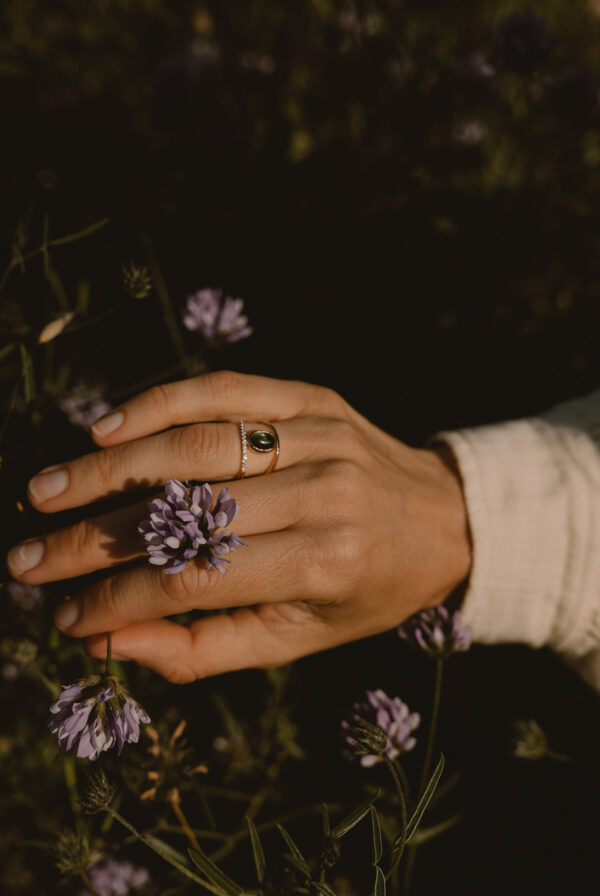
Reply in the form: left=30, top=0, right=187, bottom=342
left=122, top=261, right=153, bottom=300
left=512, top=719, right=548, bottom=760
left=182, top=288, right=252, bottom=344
left=54, top=828, right=96, bottom=876
left=398, top=606, right=471, bottom=658
left=48, top=675, right=150, bottom=761
left=60, top=380, right=112, bottom=430
left=138, top=479, right=246, bottom=574
left=80, top=769, right=118, bottom=814
left=82, top=857, right=150, bottom=896
left=342, top=689, right=420, bottom=767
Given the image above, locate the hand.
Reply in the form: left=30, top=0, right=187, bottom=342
left=7, top=371, right=471, bottom=682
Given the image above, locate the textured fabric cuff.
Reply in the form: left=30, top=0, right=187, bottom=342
left=433, top=393, right=600, bottom=661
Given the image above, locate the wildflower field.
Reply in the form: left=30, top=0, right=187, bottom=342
left=2, top=2, right=600, bottom=894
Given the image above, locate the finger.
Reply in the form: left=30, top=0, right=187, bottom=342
left=90, top=370, right=345, bottom=445
left=85, top=603, right=339, bottom=682
left=53, top=528, right=324, bottom=637
left=27, top=416, right=341, bottom=512
left=10, top=466, right=312, bottom=584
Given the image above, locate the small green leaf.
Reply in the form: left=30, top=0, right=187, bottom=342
left=0, top=343, right=14, bottom=363
left=276, top=824, right=310, bottom=877
left=246, top=817, right=266, bottom=885
left=312, top=882, right=337, bottom=895
left=370, top=805, right=383, bottom=865
left=406, top=754, right=445, bottom=843
left=411, top=812, right=462, bottom=846
left=188, top=848, right=243, bottom=896
left=374, top=865, right=386, bottom=896
left=331, top=791, right=379, bottom=840
left=321, top=802, right=331, bottom=838
left=19, top=343, right=35, bottom=404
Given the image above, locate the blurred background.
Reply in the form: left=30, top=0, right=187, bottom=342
left=2, top=1, right=600, bottom=894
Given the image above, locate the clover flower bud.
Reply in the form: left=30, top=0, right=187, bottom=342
left=398, top=606, right=471, bottom=658
left=80, top=769, right=118, bottom=814
left=60, top=380, right=112, bottom=430
left=342, top=689, right=420, bottom=768
left=512, top=719, right=548, bottom=761
left=82, top=857, right=150, bottom=896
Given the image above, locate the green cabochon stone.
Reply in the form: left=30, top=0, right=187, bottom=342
left=249, top=430, right=275, bottom=452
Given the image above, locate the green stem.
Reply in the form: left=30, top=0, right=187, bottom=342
left=404, top=657, right=445, bottom=894
left=384, top=756, right=408, bottom=878
left=146, top=247, right=190, bottom=373
left=418, top=658, right=444, bottom=799
left=545, top=749, right=572, bottom=763
left=107, top=808, right=209, bottom=888
left=104, top=632, right=112, bottom=676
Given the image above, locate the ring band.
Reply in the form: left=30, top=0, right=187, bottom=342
left=238, top=420, right=280, bottom=477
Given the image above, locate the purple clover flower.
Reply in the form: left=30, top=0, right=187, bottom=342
left=398, top=606, right=471, bottom=658
left=342, top=689, right=420, bottom=768
left=48, top=675, right=150, bottom=761
left=60, top=380, right=112, bottom=430
left=138, top=479, right=246, bottom=575
left=182, top=288, right=252, bottom=344
left=6, top=580, right=44, bottom=610
left=82, top=857, right=150, bottom=896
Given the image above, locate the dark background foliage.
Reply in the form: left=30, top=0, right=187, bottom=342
left=1, top=1, right=600, bottom=894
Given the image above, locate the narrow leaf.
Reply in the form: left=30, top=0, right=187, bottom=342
left=19, top=343, right=35, bottom=404
left=406, top=754, right=445, bottom=843
left=313, top=882, right=337, bottom=896
left=0, top=343, right=14, bottom=363
left=370, top=805, right=383, bottom=865
left=321, top=802, right=331, bottom=838
left=374, top=865, right=386, bottom=896
left=331, top=791, right=379, bottom=840
left=411, top=812, right=462, bottom=846
left=246, top=817, right=266, bottom=884
left=276, top=824, right=310, bottom=877
left=188, top=848, right=243, bottom=895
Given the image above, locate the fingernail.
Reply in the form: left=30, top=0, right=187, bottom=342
left=29, top=468, right=69, bottom=502
left=55, top=598, right=81, bottom=631
left=92, top=410, right=124, bottom=437
left=7, top=539, right=45, bottom=574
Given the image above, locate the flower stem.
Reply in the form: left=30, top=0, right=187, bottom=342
left=384, top=755, right=408, bottom=877
left=107, top=808, right=210, bottom=889
left=404, top=657, right=445, bottom=893
left=418, top=657, right=444, bottom=798
left=169, top=788, right=202, bottom=852
left=104, top=632, right=112, bottom=676
left=545, top=749, right=572, bottom=763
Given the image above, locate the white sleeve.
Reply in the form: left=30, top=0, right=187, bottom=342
left=433, top=390, right=600, bottom=692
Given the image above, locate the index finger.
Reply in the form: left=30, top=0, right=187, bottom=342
left=90, top=370, right=345, bottom=445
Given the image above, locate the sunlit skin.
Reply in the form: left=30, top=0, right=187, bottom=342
left=7, top=371, right=472, bottom=683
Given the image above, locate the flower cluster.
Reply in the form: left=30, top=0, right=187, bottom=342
left=342, top=689, right=420, bottom=767
left=182, top=288, right=252, bottom=344
left=81, top=857, right=150, bottom=896
left=138, top=479, right=246, bottom=574
left=48, top=675, right=150, bottom=761
left=398, top=605, right=471, bottom=658
left=60, top=381, right=112, bottom=429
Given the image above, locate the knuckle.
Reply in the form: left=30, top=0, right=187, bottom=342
left=206, top=369, right=244, bottom=404
left=93, top=575, right=122, bottom=619
left=160, top=563, right=210, bottom=608
left=313, top=523, right=361, bottom=594
left=93, top=448, right=121, bottom=490
left=173, top=423, right=221, bottom=468
left=317, top=458, right=365, bottom=505
left=64, top=518, right=97, bottom=560
left=147, top=383, right=172, bottom=417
